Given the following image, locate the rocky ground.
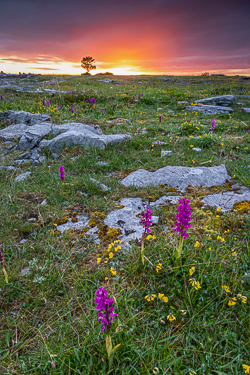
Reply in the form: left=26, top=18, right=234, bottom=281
left=0, top=74, right=250, bottom=374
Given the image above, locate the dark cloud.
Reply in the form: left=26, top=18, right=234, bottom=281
left=0, top=0, right=249, bottom=73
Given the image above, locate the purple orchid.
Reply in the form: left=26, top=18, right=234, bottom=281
left=112, top=103, right=115, bottom=110
left=95, top=287, right=117, bottom=331
left=159, top=115, right=162, bottom=122
left=172, top=198, right=192, bottom=240
left=59, top=166, right=65, bottom=181
left=137, top=127, right=140, bottom=134
left=141, top=206, right=152, bottom=234
left=1, top=96, right=3, bottom=101
left=210, top=120, right=215, bottom=131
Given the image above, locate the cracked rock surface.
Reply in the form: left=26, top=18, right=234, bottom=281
left=201, top=184, right=250, bottom=211
left=121, top=165, right=230, bottom=191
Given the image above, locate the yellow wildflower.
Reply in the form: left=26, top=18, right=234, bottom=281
left=158, top=293, right=164, bottom=299
left=156, top=263, right=162, bottom=272
left=167, top=314, right=176, bottom=322
left=194, top=241, right=200, bottom=248
left=110, top=268, right=116, bottom=275
left=195, top=282, right=201, bottom=290
left=109, top=252, right=113, bottom=259
left=162, top=296, right=168, bottom=303
left=97, top=258, right=101, bottom=265
left=180, top=310, right=186, bottom=315
left=222, top=285, right=230, bottom=293
left=243, top=364, right=250, bottom=374
left=189, top=267, right=195, bottom=276
left=242, top=296, right=247, bottom=304
left=228, top=297, right=237, bottom=306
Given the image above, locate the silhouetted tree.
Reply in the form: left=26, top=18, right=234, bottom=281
left=201, top=72, right=209, bottom=76
left=81, top=56, right=96, bottom=74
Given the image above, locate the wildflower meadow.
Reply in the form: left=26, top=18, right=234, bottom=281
left=0, top=74, right=250, bottom=374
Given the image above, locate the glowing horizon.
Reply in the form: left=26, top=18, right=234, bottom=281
left=1, top=56, right=249, bottom=76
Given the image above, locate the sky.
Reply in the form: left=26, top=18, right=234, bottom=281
left=0, top=0, right=249, bottom=75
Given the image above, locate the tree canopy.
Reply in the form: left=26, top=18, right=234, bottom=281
left=81, top=56, right=96, bottom=74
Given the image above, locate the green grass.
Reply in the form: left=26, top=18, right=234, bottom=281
left=0, top=74, right=250, bottom=374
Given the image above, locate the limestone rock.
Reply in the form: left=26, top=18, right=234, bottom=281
left=193, top=148, right=201, bottom=152
left=18, top=124, right=53, bottom=150
left=194, top=95, right=236, bottom=106
left=0, top=110, right=51, bottom=125
left=56, top=215, right=89, bottom=234
left=40, top=130, right=131, bottom=153
left=90, top=178, right=110, bottom=191
left=242, top=108, right=250, bottom=113
left=150, top=196, right=181, bottom=207
left=14, top=171, right=32, bottom=182
left=186, top=105, right=233, bottom=115
left=161, top=150, right=172, bottom=157
left=17, top=152, right=31, bottom=160
left=121, top=165, right=230, bottom=191
left=0, top=124, right=29, bottom=141
left=31, top=149, right=41, bottom=160
left=98, top=78, right=113, bottom=83
left=104, top=198, right=158, bottom=248
left=0, top=166, right=18, bottom=172
left=201, top=185, right=250, bottom=211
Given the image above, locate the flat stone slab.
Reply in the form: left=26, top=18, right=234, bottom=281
left=14, top=171, right=32, bottom=182
left=186, top=105, right=233, bottom=115
left=0, top=124, right=30, bottom=141
left=150, top=196, right=181, bottom=207
left=57, top=215, right=90, bottom=233
left=194, top=95, right=236, bottom=106
left=104, top=198, right=158, bottom=248
left=40, top=130, right=131, bottom=153
left=0, top=166, right=19, bottom=172
left=201, top=185, right=250, bottom=211
left=0, top=110, right=51, bottom=125
left=121, top=165, right=230, bottom=191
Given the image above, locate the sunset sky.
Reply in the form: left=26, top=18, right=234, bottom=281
left=0, top=0, right=249, bottom=75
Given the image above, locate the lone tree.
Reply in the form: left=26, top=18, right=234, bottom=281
left=81, top=56, right=96, bottom=74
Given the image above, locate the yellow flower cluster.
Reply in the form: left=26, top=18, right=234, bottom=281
left=96, top=240, right=122, bottom=265
left=217, top=235, right=225, bottom=242
left=189, top=278, right=201, bottom=290
left=144, top=293, right=168, bottom=303
left=156, top=262, right=162, bottom=272
left=167, top=313, right=176, bottom=322
left=189, top=267, right=195, bottom=276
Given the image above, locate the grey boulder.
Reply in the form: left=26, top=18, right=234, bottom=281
left=194, top=95, right=236, bottom=106
left=18, top=124, right=53, bottom=150
left=0, top=124, right=29, bottom=141
left=201, top=185, right=250, bottom=211
left=121, top=165, right=230, bottom=191
left=40, top=130, right=131, bottom=153
left=186, top=105, right=233, bottom=115
left=0, top=110, right=51, bottom=125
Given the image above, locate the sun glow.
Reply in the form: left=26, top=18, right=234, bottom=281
left=0, top=56, right=156, bottom=75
